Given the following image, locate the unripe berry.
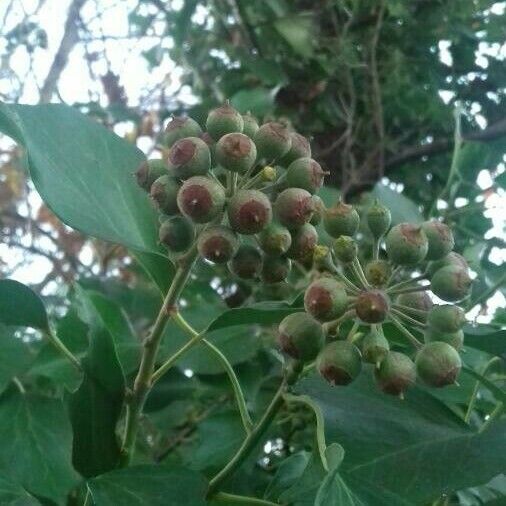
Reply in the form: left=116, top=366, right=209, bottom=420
left=168, top=137, right=211, bottom=179
left=254, top=122, right=292, bottom=161
left=197, top=225, right=238, bottom=264
left=177, top=176, right=225, bottom=223
left=135, top=159, right=166, bottom=192
left=323, top=202, right=360, bottom=238
left=427, top=304, right=466, bottom=333
left=427, top=252, right=468, bottom=277
left=200, top=132, right=216, bottom=165
left=274, top=188, right=314, bottom=229
left=150, top=175, right=180, bottom=215
left=416, top=342, right=461, bottom=387
left=422, top=221, right=455, bottom=261
left=304, top=278, right=348, bottom=322
left=385, top=224, right=428, bottom=265
left=286, top=158, right=325, bottom=194
left=261, top=256, right=291, bottom=284
left=280, top=132, right=311, bottom=166
left=286, top=223, right=318, bottom=262
left=278, top=312, right=324, bottom=362
left=242, top=112, right=259, bottom=139
left=424, top=327, right=464, bottom=350
left=159, top=216, right=194, bottom=252
left=355, top=290, right=390, bottom=323
left=366, top=200, right=391, bottom=238
left=216, top=133, right=257, bottom=174
left=361, top=329, right=390, bottom=366
left=228, top=244, right=263, bottom=279
left=258, top=222, right=292, bottom=255
left=365, top=259, right=392, bottom=287
left=206, top=103, right=244, bottom=141
left=227, top=190, right=272, bottom=235
left=431, top=265, right=472, bottom=302
left=317, top=341, right=362, bottom=386
left=310, top=195, right=324, bottom=225
left=164, top=117, right=203, bottom=147
left=375, top=351, right=416, bottom=396
left=396, top=291, right=433, bottom=318
left=333, top=236, right=358, bottom=264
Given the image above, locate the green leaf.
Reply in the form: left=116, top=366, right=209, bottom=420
left=0, top=103, right=160, bottom=253
left=315, top=469, right=364, bottom=506
left=371, top=183, right=424, bottom=224
left=0, top=325, right=34, bottom=394
left=464, top=324, right=506, bottom=356
left=264, top=452, right=310, bottom=501
left=0, top=476, right=40, bottom=505
left=0, top=392, right=78, bottom=503
left=133, top=250, right=174, bottom=295
left=68, top=287, right=125, bottom=477
left=87, top=465, right=208, bottom=505
left=231, top=88, right=276, bottom=117
left=274, top=15, right=314, bottom=58
left=0, top=280, right=49, bottom=331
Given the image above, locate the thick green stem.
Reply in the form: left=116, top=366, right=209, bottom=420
left=373, top=238, right=380, bottom=260
left=388, top=314, right=423, bottom=349
left=390, top=307, right=427, bottom=329
left=213, top=492, right=279, bottom=505
left=43, top=328, right=82, bottom=371
left=479, top=402, right=505, bottom=433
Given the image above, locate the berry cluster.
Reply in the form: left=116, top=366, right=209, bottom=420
left=136, top=102, right=326, bottom=285
left=278, top=202, right=472, bottom=397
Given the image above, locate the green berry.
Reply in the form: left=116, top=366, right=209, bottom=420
left=304, top=278, right=348, bottom=322
left=416, top=342, right=461, bottom=387
left=286, top=158, right=325, bottom=194
left=366, top=200, right=391, bottom=239
left=427, top=304, right=466, bottom=333
left=431, top=265, right=472, bottom=302
left=355, top=290, right=390, bottom=324
left=286, top=223, right=318, bottom=262
left=278, top=312, right=324, bottom=362
left=168, top=137, right=211, bottom=179
left=227, top=189, right=272, bottom=235
left=362, top=329, right=390, bottom=366
left=274, top=188, right=315, bottom=229
left=365, top=259, right=392, bottom=287
left=200, top=132, right=216, bottom=165
left=135, top=159, right=166, bottom=192
left=177, top=176, right=225, bottom=223
left=216, top=133, right=257, bottom=174
left=242, top=112, right=259, bottom=139
left=258, top=222, right=292, bottom=255
left=150, top=175, right=180, bottom=215
left=310, top=195, right=324, bottom=225
left=396, top=291, right=433, bottom=319
left=427, top=252, right=468, bottom=277
left=228, top=244, right=263, bottom=279
left=375, top=351, right=416, bottom=396
left=385, top=224, right=428, bottom=265
left=323, top=201, right=360, bottom=238
left=261, top=256, right=291, bottom=284
left=333, top=236, right=358, bottom=264
left=159, top=216, right=194, bottom=252
left=424, top=327, right=464, bottom=350
left=280, top=132, right=311, bottom=166
left=317, top=341, right=362, bottom=386
left=422, top=221, right=455, bottom=261
left=206, top=102, right=244, bottom=141
left=254, top=122, right=292, bottom=161
left=164, top=117, right=203, bottom=147
left=197, top=225, right=238, bottom=264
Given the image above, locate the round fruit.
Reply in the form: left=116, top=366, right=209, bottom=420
left=317, top=341, right=362, bottom=386
left=135, top=159, right=166, bottom=192
left=215, top=133, right=257, bottom=174
left=168, top=137, right=211, bottom=179
left=366, top=200, right=391, bottom=239
left=177, top=176, right=225, bottom=223
left=206, top=103, right=244, bottom=140
left=422, top=221, right=454, bottom=261
left=286, top=223, right=318, bottom=262
left=164, top=117, right=203, bottom=147
left=310, top=195, right=324, bottom=225
left=242, top=112, right=259, bottom=139
left=261, top=256, right=291, bottom=284
left=427, top=305, right=466, bottom=333
left=258, top=222, right=292, bottom=255
left=304, top=278, right=348, bottom=322
left=197, top=225, right=238, bottom=264
left=365, top=260, right=392, bottom=287
left=280, top=132, right=311, bottom=166
left=323, top=202, right=360, bottom=238
left=362, top=329, right=390, bottom=365
left=431, top=265, right=472, bottom=302
left=423, top=327, right=464, bottom=350
left=278, top=312, right=324, bottom=362
left=385, top=224, right=428, bottom=265
left=158, top=216, right=194, bottom=252
left=333, top=236, right=358, bottom=264
left=427, top=252, right=468, bottom=276
left=355, top=290, right=390, bottom=323
left=150, top=175, right=180, bottom=215
left=228, top=190, right=272, bottom=235
left=228, top=244, right=263, bottom=279
left=396, top=291, right=433, bottom=319
left=274, top=188, right=314, bottom=229
left=416, top=342, right=461, bottom=387
left=375, top=351, right=416, bottom=396
left=286, top=158, right=325, bottom=194
left=254, top=122, right=292, bottom=161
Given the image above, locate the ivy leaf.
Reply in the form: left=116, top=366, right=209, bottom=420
left=371, top=183, right=424, bottom=224
left=0, top=325, right=34, bottom=394
left=0, top=475, right=41, bottom=505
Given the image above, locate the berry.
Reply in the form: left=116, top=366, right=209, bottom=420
left=242, top=112, right=259, bottom=139
left=150, top=175, right=180, bottom=215
left=366, top=200, right=391, bottom=239
left=159, top=216, right=194, bottom=252
left=258, top=222, right=292, bottom=255
left=254, top=122, right=292, bottom=161
left=164, top=117, right=202, bottom=147
left=375, top=351, right=416, bottom=396
left=310, top=195, right=324, bottom=225
left=427, top=251, right=468, bottom=277
left=278, top=312, right=324, bottom=362
left=262, top=256, right=291, bottom=284
left=216, top=133, right=257, bottom=174
left=424, top=327, right=464, bottom=350
left=286, top=223, right=318, bottom=262
left=280, top=132, right=311, bottom=166
left=416, top=342, right=461, bottom=387
left=317, top=341, right=362, bottom=386
left=396, top=291, right=433, bottom=318
left=168, top=137, right=211, bottom=179
left=323, top=201, right=360, bottom=238
left=422, top=221, right=454, bottom=261
left=274, top=188, right=315, bottom=229
left=333, top=236, right=358, bottom=264
left=355, top=290, right=390, bottom=323
left=286, top=158, right=325, bottom=194
left=304, top=278, right=348, bottom=322
left=228, top=244, right=263, bottom=279
left=427, top=304, right=466, bottom=333
left=206, top=102, right=244, bottom=140
left=385, top=224, right=428, bottom=265
left=200, top=132, right=216, bottom=164
left=361, top=329, right=390, bottom=366
left=177, top=176, right=225, bottom=223
left=135, top=159, right=166, bottom=192
left=365, top=259, right=392, bottom=287
left=197, top=225, right=238, bottom=264
left=431, top=265, right=472, bottom=302
left=227, top=190, right=272, bottom=235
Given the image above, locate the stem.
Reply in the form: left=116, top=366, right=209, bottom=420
left=479, top=402, right=505, bottom=433
left=390, top=307, right=427, bottom=329
left=43, top=329, right=82, bottom=371
left=392, top=304, right=428, bottom=318
left=322, top=310, right=356, bottom=335
left=387, top=273, right=427, bottom=293
left=389, top=284, right=430, bottom=296
left=83, top=490, right=91, bottom=506
left=373, top=238, right=380, bottom=260
left=333, top=267, right=361, bottom=294
left=346, top=320, right=360, bottom=342
left=388, top=314, right=423, bottom=349
left=352, top=258, right=370, bottom=289
left=213, top=492, right=279, bottom=505
left=12, top=377, right=25, bottom=394
left=467, top=272, right=506, bottom=310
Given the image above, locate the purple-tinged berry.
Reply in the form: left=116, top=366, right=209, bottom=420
left=177, top=176, right=225, bottom=223
left=286, top=223, right=318, bottom=262
left=150, top=175, right=180, bottom=215
left=427, top=252, right=468, bottom=277
left=228, top=244, right=263, bottom=279
left=206, top=102, right=244, bottom=140
left=431, top=265, right=472, bottom=302
left=274, top=188, right=315, bottom=229
left=254, top=122, right=292, bottom=161
left=278, top=312, right=324, bottom=362
left=228, top=190, right=272, bottom=235
left=317, top=341, right=362, bottom=386
left=197, top=225, right=238, bottom=264
left=422, top=221, right=454, bottom=261
left=385, top=223, right=428, bottom=265
left=304, top=278, right=348, bottom=322
left=416, top=342, right=461, bottom=387
left=375, top=351, right=416, bottom=396
left=355, top=290, right=390, bottom=323
left=135, top=159, right=166, bottom=192
left=159, top=216, right=194, bottom=252
left=280, top=132, right=311, bottom=166
left=164, top=117, right=202, bottom=148
left=168, top=137, right=210, bottom=179
left=286, top=158, right=325, bottom=194
left=216, top=133, right=257, bottom=174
